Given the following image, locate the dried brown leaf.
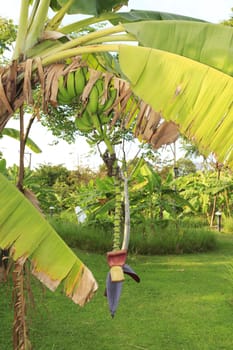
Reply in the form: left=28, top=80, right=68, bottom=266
left=141, top=110, right=161, bottom=141
left=6, top=60, right=17, bottom=103
left=151, top=121, right=179, bottom=149
left=0, top=73, right=13, bottom=113
left=44, top=63, right=65, bottom=107
left=23, top=59, right=33, bottom=105
left=31, top=268, right=60, bottom=292
left=71, top=267, right=98, bottom=306
left=102, top=72, right=114, bottom=104
left=81, top=69, right=101, bottom=102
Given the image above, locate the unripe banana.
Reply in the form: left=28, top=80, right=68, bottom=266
left=57, top=75, right=71, bottom=102
left=57, top=91, right=72, bottom=105
left=86, top=85, right=99, bottom=115
left=75, top=110, right=94, bottom=133
left=66, top=71, right=76, bottom=100
left=101, top=88, right=117, bottom=113
left=99, top=111, right=113, bottom=125
left=95, top=78, right=104, bottom=103
left=74, top=67, right=86, bottom=95
left=91, top=113, right=102, bottom=134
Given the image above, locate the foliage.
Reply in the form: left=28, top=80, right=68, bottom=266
left=40, top=105, right=78, bottom=143
left=0, top=17, right=17, bottom=63
left=130, top=162, right=193, bottom=221
left=28, top=163, right=96, bottom=212
left=222, top=8, right=233, bottom=26
left=174, top=169, right=233, bottom=220
left=175, top=158, right=197, bottom=176
left=51, top=216, right=217, bottom=255
left=50, top=217, right=113, bottom=253
left=223, top=217, right=233, bottom=234
left=0, top=127, right=42, bottom=153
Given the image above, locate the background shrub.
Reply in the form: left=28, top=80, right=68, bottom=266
left=223, top=217, right=233, bottom=234
left=50, top=217, right=218, bottom=255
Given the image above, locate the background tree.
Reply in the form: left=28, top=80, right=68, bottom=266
left=0, top=17, right=17, bottom=64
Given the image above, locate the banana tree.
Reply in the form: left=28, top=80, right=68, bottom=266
left=0, top=0, right=233, bottom=344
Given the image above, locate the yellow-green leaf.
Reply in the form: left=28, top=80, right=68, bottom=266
left=0, top=173, right=98, bottom=305
left=118, top=45, right=233, bottom=169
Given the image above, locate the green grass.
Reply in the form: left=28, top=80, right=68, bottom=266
left=1, top=234, right=233, bottom=349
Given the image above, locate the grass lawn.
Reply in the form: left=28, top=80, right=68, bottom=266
left=1, top=234, right=233, bottom=349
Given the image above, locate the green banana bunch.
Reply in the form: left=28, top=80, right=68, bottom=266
left=83, top=78, right=117, bottom=126
left=57, top=67, right=88, bottom=105
left=75, top=110, right=94, bottom=133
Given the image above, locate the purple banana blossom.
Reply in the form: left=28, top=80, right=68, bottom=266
left=105, top=264, right=140, bottom=317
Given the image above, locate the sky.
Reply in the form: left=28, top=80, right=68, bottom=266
left=0, top=0, right=232, bottom=170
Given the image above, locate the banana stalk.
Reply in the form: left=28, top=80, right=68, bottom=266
left=113, top=175, right=122, bottom=251
left=121, top=176, right=130, bottom=251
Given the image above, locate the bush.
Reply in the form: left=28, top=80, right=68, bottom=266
left=130, top=221, right=217, bottom=255
left=49, top=217, right=113, bottom=253
left=49, top=217, right=218, bottom=255
left=223, top=217, right=233, bottom=234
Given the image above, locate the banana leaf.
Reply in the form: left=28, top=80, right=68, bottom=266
left=1, top=128, right=42, bottom=153
left=50, top=0, right=128, bottom=16
left=0, top=173, right=97, bottom=306
left=110, top=9, right=206, bottom=25
left=118, top=44, right=233, bottom=169
left=123, top=21, right=233, bottom=76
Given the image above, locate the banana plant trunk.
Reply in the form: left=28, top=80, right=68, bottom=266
left=12, top=261, right=31, bottom=350
left=13, top=106, right=33, bottom=350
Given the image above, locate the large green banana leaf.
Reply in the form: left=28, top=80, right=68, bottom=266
left=0, top=173, right=98, bottom=306
left=50, top=0, right=128, bottom=16
left=123, top=21, right=233, bottom=76
left=110, top=9, right=206, bottom=25
left=1, top=128, right=42, bottom=154
left=118, top=45, right=233, bottom=168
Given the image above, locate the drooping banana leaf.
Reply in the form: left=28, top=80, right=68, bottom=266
left=50, top=0, right=128, bottom=16
left=1, top=128, right=42, bottom=154
left=0, top=173, right=98, bottom=306
left=109, top=9, right=206, bottom=25
left=123, top=21, right=233, bottom=76
left=118, top=45, right=233, bottom=168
